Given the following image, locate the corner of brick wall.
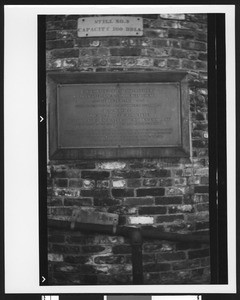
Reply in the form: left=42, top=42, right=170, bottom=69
left=46, top=13, right=210, bottom=285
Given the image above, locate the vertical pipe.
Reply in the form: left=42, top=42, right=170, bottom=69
left=129, top=229, right=143, bottom=284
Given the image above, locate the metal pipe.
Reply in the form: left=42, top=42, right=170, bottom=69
left=48, top=219, right=210, bottom=243
left=48, top=218, right=209, bottom=284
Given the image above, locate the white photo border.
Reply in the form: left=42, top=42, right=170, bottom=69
left=4, top=4, right=236, bottom=294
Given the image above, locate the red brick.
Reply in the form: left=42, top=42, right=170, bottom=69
left=80, top=189, right=110, bottom=198
left=81, top=171, right=110, bottom=180
left=194, top=185, right=209, bottom=193
left=155, top=196, right=183, bottom=205
left=112, top=189, right=134, bottom=198
left=156, top=251, right=186, bottom=261
left=112, top=170, right=141, bottom=179
left=188, top=248, right=210, bottom=259
left=127, top=179, right=142, bottom=187
left=168, top=29, right=195, bottom=39
left=143, top=169, right=171, bottom=178
left=139, top=206, right=167, bottom=215
left=110, top=48, right=141, bottom=56
left=94, top=255, right=125, bottom=264
left=144, top=263, right=171, bottom=272
left=46, top=40, right=74, bottom=50
left=181, top=41, right=207, bottom=51
left=94, top=198, right=122, bottom=206
left=51, top=49, right=79, bottom=58
left=136, top=188, right=165, bottom=197
left=156, top=214, right=184, bottom=223
left=64, top=198, right=93, bottom=206
left=123, top=197, right=154, bottom=206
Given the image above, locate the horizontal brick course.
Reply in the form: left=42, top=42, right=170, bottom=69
left=136, top=188, right=165, bottom=197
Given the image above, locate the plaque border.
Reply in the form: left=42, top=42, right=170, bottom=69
left=47, top=71, right=190, bottom=159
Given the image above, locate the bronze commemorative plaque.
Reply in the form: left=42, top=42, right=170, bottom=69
left=57, top=83, right=181, bottom=148
left=48, top=72, right=189, bottom=159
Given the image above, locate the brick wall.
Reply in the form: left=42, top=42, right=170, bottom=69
left=46, top=13, right=209, bottom=285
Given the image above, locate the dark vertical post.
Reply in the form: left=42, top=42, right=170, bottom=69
left=129, top=229, right=143, bottom=284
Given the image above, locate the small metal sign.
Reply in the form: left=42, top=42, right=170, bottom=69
left=77, top=16, right=143, bottom=37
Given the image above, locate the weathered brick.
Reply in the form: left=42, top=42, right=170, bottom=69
left=194, top=185, right=209, bottom=193
left=182, top=59, right=195, bottom=69
left=165, top=187, right=186, bottom=195
left=110, top=48, right=141, bottom=56
left=56, top=30, right=77, bottom=40
left=167, top=59, right=180, bottom=68
left=143, top=178, right=158, bottom=186
left=94, top=198, right=122, bottom=206
left=153, top=58, right=167, bottom=68
left=196, top=221, right=209, bottom=230
left=112, top=170, right=141, bottom=179
left=156, top=251, right=186, bottom=261
left=80, top=189, right=110, bottom=198
left=144, top=29, right=167, bottom=38
left=96, top=161, right=126, bottom=170
left=47, top=20, right=77, bottom=30
left=168, top=29, right=195, bottom=39
left=143, top=169, right=171, bottom=178
left=192, top=140, right=208, bottom=148
left=112, top=245, right=132, bottom=254
left=52, top=244, right=81, bottom=254
left=48, top=253, right=64, bottom=262
left=75, top=162, right=96, bottom=169
left=64, top=198, right=93, bottom=206
left=168, top=204, right=194, bottom=214
left=51, top=49, right=79, bottom=58
left=176, top=241, right=202, bottom=251
left=128, top=216, right=154, bottom=225
left=172, top=259, right=201, bottom=270
left=196, top=31, right=207, bottom=42
left=181, top=41, right=207, bottom=51
left=112, top=179, right=126, bottom=188
left=195, top=60, right=207, bottom=70
left=54, top=178, right=68, bottom=188
left=171, top=48, right=187, bottom=58
left=152, top=39, right=169, bottom=47
left=46, top=40, right=74, bottom=50
left=136, top=188, right=165, bottom=197
left=198, top=52, right=208, bottom=61
left=155, top=196, right=183, bottom=205
left=48, top=207, right=73, bottom=216
left=188, top=248, right=210, bottom=259
left=46, top=31, right=57, bottom=40
left=160, top=14, right=185, bottom=20
left=48, top=234, right=65, bottom=243
left=64, top=255, right=90, bottom=264
left=94, top=255, right=125, bottom=264
left=139, top=206, right=167, bottom=215
left=197, top=203, right=209, bottom=212
left=144, top=263, right=171, bottom=272
left=96, top=180, right=109, bottom=189
left=69, top=179, right=82, bottom=188
left=62, top=58, right=78, bottom=69
left=156, top=214, right=184, bottom=223
left=82, top=179, right=95, bottom=189
left=123, top=197, right=154, bottom=206
left=81, top=245, right=106, bottom=253
left=47, top=198, right=63, bottom=206
left=81, top=171, right=110, bottom=180
left=193, top=194, right=209, bottom=203
left=112, top=189, right=134, bottom=198
left=127, top=179, right=142, bottom=187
